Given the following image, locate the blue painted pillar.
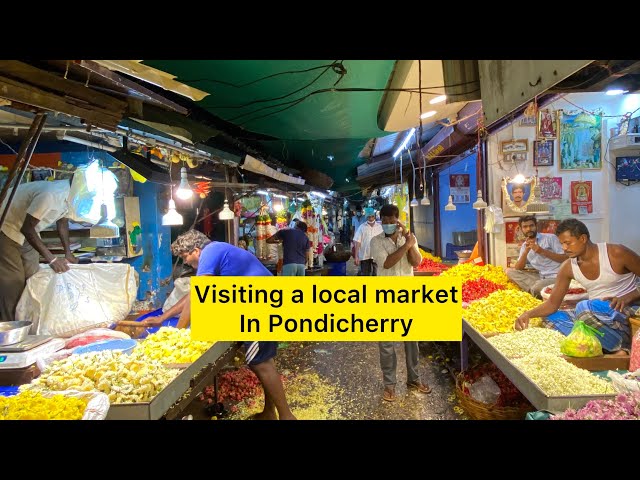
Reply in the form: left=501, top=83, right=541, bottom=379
left=126, top=181, right=173, bottom=311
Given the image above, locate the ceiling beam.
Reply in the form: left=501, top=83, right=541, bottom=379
left=0, top=75, right=122, bottom=130
left=0, top=60, right=128, bottom=112
left=68, top=60, right=189, bottom=115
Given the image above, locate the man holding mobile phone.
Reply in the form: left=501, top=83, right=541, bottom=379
left=370, top=204, right=431, bottom=402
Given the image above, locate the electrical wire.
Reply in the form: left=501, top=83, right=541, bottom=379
left=179, top=62, right=343, bottom=88
left=0, top=137, right=18, bottom=155
left=221, top=62, right=336, bottom=112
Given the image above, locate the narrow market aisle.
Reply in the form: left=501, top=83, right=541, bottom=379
left=273, top=341, right=461, bottom=420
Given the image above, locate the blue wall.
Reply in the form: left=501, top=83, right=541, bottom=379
left=439, top=153, right=478, bottom=260
left=127, top=181, right=173, bottom=310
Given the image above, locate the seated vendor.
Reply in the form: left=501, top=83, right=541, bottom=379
left=515, top=218, right=640, bottom=353
left=506, top=215, right=568, bottom=298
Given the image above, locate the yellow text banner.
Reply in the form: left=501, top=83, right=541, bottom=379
left=191, top=276, right=462, bottom=342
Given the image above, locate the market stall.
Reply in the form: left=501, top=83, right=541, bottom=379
left=435, top=261, right=632, bottom=417
left=0, top=320, right=241, bottom=420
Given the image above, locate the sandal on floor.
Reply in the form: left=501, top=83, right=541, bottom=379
left=382, top=388, right=396, bottom=402
left=407, top=381, right=432, bottom=394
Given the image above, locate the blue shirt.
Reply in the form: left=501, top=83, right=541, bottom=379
left=197, top=242, right=272, bottom=276
left=520, top=232, right=565, bottom=278
left=352, top=215, right=366, bottom=232
left=275, top=228, right=310, bottom=265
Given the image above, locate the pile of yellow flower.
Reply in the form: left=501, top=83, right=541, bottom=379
left=132, top=327, right=213, bottom=364
left=0, top=391, right=88, bottom=420
left=440, top=263, right=518, bottom=289
left=464, top=289, right=543, bottom=334
left=419, top=248, right=442, bottom=263
left=23, top=350, right=179, bottom=404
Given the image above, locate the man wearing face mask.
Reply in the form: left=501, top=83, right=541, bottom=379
left=369, top=204, right=431, bottom=402
left=352, top=207, right=383, bottom=276
left=350, top=205, right=366, bottom=243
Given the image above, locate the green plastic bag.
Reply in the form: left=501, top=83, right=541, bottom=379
left=560, top=320, right=604, bottom=357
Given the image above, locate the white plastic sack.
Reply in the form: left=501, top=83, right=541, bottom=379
left=16, top=263, right=137, bottom=337
left=607, top=370, right=640, bottom=394
left=163, top=277, right=191, bottom=312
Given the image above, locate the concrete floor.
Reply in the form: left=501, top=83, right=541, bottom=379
left=275, top=340, right=461, bottom=420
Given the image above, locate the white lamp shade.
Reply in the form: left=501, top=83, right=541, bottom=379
left=445, top=195, right=457, bottom=211
left=410, top=197, right=419, bottom=207
left=472, top=189, right=488, bottom=210
left=219, top=200, right=235, bottom=220
left=420, top=195, right=430, bottom=206
left=162, top=198, right=183, bottom=226
left=176, top=167, right=193, bottom=200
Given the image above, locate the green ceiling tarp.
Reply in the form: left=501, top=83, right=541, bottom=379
left=141, top=60, right=396, bottom=191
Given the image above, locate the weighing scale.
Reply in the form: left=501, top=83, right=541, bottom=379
left=0, top=336, right=65, bottom=370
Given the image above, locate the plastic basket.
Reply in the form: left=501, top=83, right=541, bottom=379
left=73, top=338, right=137, bottom=356
left=325, top=262, right=347, bottom=276
left=455, top=373, right=532, bottom=420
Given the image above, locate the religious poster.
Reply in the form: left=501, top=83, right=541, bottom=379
left=505, top=221, right=525, bottom=268
left=538, top=219, right=560, bottom=235
left=539, top=177, right=563, bottom=200
left=570, top=181, right=593, bottom=214
left=449, top=174, right=470, bottom=203
left=505, top=221, right=525, bottom=245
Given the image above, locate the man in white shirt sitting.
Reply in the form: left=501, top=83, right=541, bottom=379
left=507, top=215, right=568, bottom=298
left=352, top=207, right=383, bottom=276
left=0, top=179, right=78, bottom=322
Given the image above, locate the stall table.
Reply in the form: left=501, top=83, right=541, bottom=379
left=106, top=341, right=241, bottom=420
left=460, top=320, right=616, bottom=414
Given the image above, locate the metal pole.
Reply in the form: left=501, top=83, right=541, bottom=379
left=0, top=112, right=47, bottom=230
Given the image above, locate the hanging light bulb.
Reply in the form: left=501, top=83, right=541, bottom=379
left=219, top=199, right=235, bottom=220
left=274, top=201, right=284, bottom=212
left=162, top=198, right=183, bottom=226
left=472, top=189, right=488, bottom=210
left=513, top=173, right=526, bottom=184
left=445, top=195, right=457, bottom=211
left=90, top=160, right=120, bottom=238
left=410, top=196, right=419, bottom=207
left=421, top=195, right=431, bottom=206
left=176, top=166, right=193, bottom=200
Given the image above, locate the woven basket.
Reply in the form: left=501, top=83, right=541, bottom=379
left=455, top=373, right=532, bottom=420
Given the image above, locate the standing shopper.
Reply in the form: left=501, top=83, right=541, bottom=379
left=370, top=204, right=432, bottom=402
left=267, top=221, right=310, bottom=276
left=353, top=207, right=383, bottom=276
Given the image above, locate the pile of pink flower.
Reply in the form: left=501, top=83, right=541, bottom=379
left=552, top=392, right=640, bottom=420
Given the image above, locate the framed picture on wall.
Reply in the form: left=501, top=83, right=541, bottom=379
left=533, top=140, right=554, bottom=166
left=504, top=152, right=527, bottom=163
left=500, top=139, right=528, bottom=154
left=559, top=110, right=602, bottom=170
left=537, top=109, right=558, bottom=139
left=501, top=176, right=537, bottom=217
